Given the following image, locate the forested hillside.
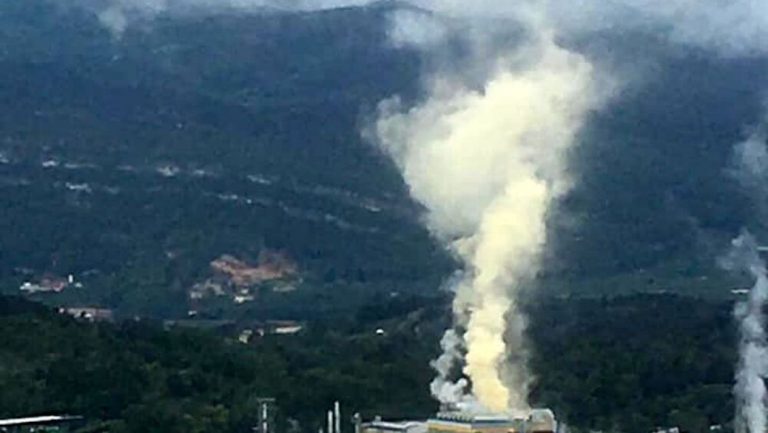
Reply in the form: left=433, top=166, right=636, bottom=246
left=1, top=0, right=767, bottom=316
left=0, top=295, right=737, bottom=433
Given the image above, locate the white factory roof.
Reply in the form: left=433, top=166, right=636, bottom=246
left=0, top=415, right=81, bottom=427
left=364, top=420, right=428, bottom=433
left=368, top=421, right=425, bottom=429
left=432, top=412, right=514, bottom=424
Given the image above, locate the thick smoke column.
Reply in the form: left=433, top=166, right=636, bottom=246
left=726, top=233, right=768, bottom=433
left=374, top=5, right=605, bottom=413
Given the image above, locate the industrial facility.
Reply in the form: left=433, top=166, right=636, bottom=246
left=0, top=415, right=84, bottom=432
left=359, top=409, right=557, bottom=433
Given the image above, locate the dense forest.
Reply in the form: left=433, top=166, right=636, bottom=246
left=0, top=294, right=737, bottom=433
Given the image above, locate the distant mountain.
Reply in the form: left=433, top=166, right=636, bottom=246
left=0, top=0, right=451, bottom=317
left=555, top=46, right=768, bottom=277
left=0, top=0, right=767, bottom=316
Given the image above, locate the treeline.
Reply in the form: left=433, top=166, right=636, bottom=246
left=0, top=294, right=741, bottom=433
left=0, top=295, right=439, bottom=433
left=529, top=295, right=736, bottom=433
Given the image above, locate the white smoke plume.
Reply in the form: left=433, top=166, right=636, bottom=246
left=726, top=116, right=768, bottom=433
left=730, top=116, right=768, bottom=241
left=733, top=122, right=768, bottom=196
left=724, top=233, right=768, bottom=433
left=387, top=9, right=447, bottom=50
left=430, top=329, right=472, bottom=407
left=373, top=2, right=607, bottom=413
left=377, top=0, right=768, bottom=413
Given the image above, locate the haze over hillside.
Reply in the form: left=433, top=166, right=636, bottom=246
left=1, top=0, right=767, bottom=317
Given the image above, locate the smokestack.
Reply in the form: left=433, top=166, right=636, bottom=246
left=256, top=397, right=274, bottom=433
left=262, top=401, right=269, bottom=433
left=353, top=413, right=362, bottom=433
left=334, top=401, right=341, bottom=433
left=328, top=410, right=334, bottom=433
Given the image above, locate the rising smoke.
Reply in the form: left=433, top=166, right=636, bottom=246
left=430, top=329, right=471, bottom=405
left=724, top=233, right=768, bottom=433
left=729, top=122, right=768, bottom=433
left=733, top=122, right=768, bottom=205
left=374, top=0, right=768, bottom=416
left=373, top=3, right=607, bottom=414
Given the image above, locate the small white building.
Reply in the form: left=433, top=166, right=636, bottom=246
left=362, top=420, right=428, bottom=433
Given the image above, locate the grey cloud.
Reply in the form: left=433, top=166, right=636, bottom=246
left=548, top=0, right=768, bottom=57
left=76, top=0, right=768, bottom=60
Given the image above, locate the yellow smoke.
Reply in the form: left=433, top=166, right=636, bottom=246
left=376, top=36, right=599, bottom=413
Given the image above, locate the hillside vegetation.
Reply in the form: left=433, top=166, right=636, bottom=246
left=1, top=0, right=768, bottom=316
left=0, top=295, right=737, bottom=433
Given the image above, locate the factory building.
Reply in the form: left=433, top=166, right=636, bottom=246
left=361, top=418, right=428, bottom=433
left=362, top=409, right=556, bottom=433
left=0, top=415, right=84, bottom=432
left=427, top=412, right=519, bottom=433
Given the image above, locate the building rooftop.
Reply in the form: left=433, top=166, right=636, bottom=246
left=366, top=421, right=426, bottom=430
left=0, top=415, right=82, bottom=427
left=432, top=412, right=515, bottom=424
